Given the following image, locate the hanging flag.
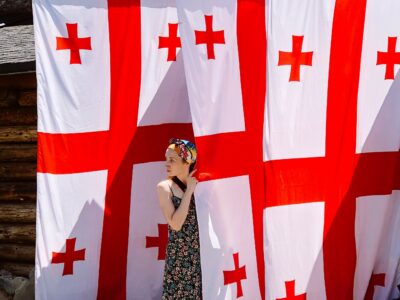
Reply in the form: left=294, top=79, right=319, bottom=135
left=176, top=0, right=266, bottom=298
left=263, top=0, right=400, bottom=299
left=34, top=0, right=193, bottom=299
left=33, top=0, right=400, bottom=299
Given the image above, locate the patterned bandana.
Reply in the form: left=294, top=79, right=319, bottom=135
left=167, top=138, right=197, bottom=164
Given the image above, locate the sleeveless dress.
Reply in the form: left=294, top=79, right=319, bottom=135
left=162, top=185, right=203, bottom=299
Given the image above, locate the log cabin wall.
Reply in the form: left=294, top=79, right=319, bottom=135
left=0, top=72, right=37, bottom=277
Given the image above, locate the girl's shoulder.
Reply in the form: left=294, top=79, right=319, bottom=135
left=157, top=179, right=173, bottom=191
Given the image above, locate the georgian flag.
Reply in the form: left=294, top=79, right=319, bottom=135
left=34, top=0, right=400, bottom=299
left=34, top=0, right=192, bottom=299
left=263, top=0, right=400, bottom=299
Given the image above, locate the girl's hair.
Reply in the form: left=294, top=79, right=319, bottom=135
left=189, top=162, right=196, bottom=173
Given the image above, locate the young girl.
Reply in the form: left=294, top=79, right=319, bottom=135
left=157, top=138, right=202, bottom=299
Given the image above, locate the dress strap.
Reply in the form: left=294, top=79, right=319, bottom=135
left=168, top=183, right=174, bottom=196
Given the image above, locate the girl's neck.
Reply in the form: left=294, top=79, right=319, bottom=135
left=176, top=174, right=188, bottom=185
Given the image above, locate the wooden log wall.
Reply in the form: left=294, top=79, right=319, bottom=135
left=0, top=73, right=37, bottom=277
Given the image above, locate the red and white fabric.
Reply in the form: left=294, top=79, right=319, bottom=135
left=264, top=0, right=400, bottom=300
left=353, top=0, right=400, bottom=299
left=33, top=0, right=400, bottom=299
left=34, top=1, right=110, bottom=299
left=34, top=0, right=193, bottom=299
left=176, top=1, right=266, bottom=298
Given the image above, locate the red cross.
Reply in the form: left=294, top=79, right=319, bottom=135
left=265, top=3, right=400, bottom=300
left=192, top=3, right=267, bottom=296
left=40, top=2, right=400, bottom=300
left=145, top=223, right=168, bottom=260
left=196, top=2, right=399, bottom=300
left=377, top=36, right=400, bottom=80
left=39, top=2, right=194, bottom=298
left=223, top=252, right=247, bottom=298
left=51, top=238, right=86, bottom=276
left=195, top=15, right=225, bottom=60
left=364, top=273, right=385, bottom=300
left=276, top=280, right=306, bottom=300
left=278, top=35, right=313, bottom=82
left=158, top=23, right=181, bottom=61
left=56, top=23, right=92, bottom=64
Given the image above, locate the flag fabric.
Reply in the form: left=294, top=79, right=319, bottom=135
left=176, top=1, right=266, bottom=298
left=263, top=0, right=400, bottom=299
left=34, top=0, right=193, bottom=299
left=33, top=0, right=400, bottom=300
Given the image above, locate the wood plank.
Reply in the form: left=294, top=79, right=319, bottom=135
left=0, top=88, right=18, bottom=107
left=0, top=1, right=32, bottom=15
left=0, top=107, right=37, bottom=126
left=0, top=73, right=36, bottom=89
left=0, top=181, right=36, bottom=202
left=18, top=90, right=36, bottom=106
left=0, top=126, right=37, bottom=143
left=0, top=224, right=35, bottom=243
left=0, top=162, right=36, bottom=181
left=0, top=262, right=34, bottom=277
left=0, top=203, right=36, bottom=223
left=0, top=144, right=37, bottom=162
left=0, top=244, right=35, bottom=263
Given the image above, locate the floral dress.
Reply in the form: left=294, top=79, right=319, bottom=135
left=162, top=185, right=202, bottom=299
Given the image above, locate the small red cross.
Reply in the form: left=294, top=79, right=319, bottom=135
left=51, top=238, right=86, bottom=276
left=195, top=15, right=225, bottom=60
left=278, top=35, right=313, bottom=82
left=364, top=273, right=385, bottom=300
left=145, top=223, right=168, bottom=260
left=56, top=23, right=92, bottom=64
left=276, top=280, right=306, bottom=300
left=223, top=252, right=247, bottom=298
left=377, top=36, right=400, bottom=80
left=158, top=23, right=182, bottom=61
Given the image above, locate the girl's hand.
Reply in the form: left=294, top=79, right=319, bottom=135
left=186, top=169, right=198, bottom=192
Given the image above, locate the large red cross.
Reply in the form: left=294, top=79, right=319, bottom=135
left=223, top=252, right=247, bottom=298
left=364, top=273, right=385, bottom=300
left=158, top=23, right=181, bottom=61
left=265, top=2, right=400, bottom=300
left=195, top=15, right=225, bottom=60
left=56, top=23, right=92, bottom=64
left=192, top=2, right=267, bottom=297
left=40, top=2, right=400, bottom=300
left=51, top=238, right=86, bottom=276
left=196, top=1, right=399, bottom=300
left=39, top=2, right=194, bottom=298
left=145, top=223, right=168, bottom=260
left=278, top=35, right=313, bottom=82
left=377, top=36, right=400, bottom=80
left=276, top=281, right=306, bottom=300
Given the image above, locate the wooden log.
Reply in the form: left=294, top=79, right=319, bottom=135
left=0, top=182, right=36, bottom=202
left=0, top=144, right=37, bottom=162
left=0, top=88, right=18, bottom=107
left=0, top=262, right=33, bottom=277
left=18, top=90, right=37, bottom=106
left=0, top=224, right=35, bottom=243
left=0, top=203, right=36, bottom=223
left=0, top=127, right=37, bottom=143
left=0, top=107, right=37, bottom=126
left=0, top=162, right=36, bottom=181
left=0, top=1, right=32, bottom=15
left=0, top=73, right=36, bottom=89
left=0, top=244, right=35, bottom=263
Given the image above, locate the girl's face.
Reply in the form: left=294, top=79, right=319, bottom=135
left=165, top=148, right=188, bottom=177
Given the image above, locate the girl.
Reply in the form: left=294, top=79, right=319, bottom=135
left=157, top=138, right=202, bottom=299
